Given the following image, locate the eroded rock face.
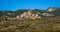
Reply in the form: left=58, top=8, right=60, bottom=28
left=20, top=10, right=41, bottom=19
left=42, top=13, right=54, bottom=16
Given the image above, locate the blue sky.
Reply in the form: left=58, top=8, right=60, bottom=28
left=0, top=0, right=60, bottom=11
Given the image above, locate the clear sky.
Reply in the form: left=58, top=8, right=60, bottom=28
left=0, top=0, right=60, bottom=11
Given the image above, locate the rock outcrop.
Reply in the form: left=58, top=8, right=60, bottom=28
left=20, top=10, right=41, bottom=19
left=48, top=7, right=60, bottom=12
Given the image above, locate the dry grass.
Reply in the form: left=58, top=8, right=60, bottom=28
left=0, top=18, right=60, bottom=32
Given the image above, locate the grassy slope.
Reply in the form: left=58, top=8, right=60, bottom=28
left=0, top=18, right=60, bottom=32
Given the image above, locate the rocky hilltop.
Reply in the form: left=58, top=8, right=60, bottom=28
left=0, top=7, right=60, bottom=20
left=47, top=7, right=60, bottom=12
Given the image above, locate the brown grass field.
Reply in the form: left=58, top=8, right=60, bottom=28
left=0, top=17, right=60, bottom=32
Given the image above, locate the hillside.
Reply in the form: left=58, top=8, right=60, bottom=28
left=0, top=17, right=60, bottom=32
left=0, top=7, right=60, bottom=20
left=47, top=7, right=60, bottom=16
left=0, top=7, right=60, bottom=32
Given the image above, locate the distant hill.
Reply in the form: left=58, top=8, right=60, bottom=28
left=0, top=7, right=60, bottom=19
left=47, top=7, right=60, bottom=16
left=47, top=7, right=60, bottom=12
